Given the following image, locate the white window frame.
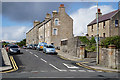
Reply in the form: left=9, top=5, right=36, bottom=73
left=53, top=28, right=58, bottom=35
left=54, top=18, right=59, bottom=26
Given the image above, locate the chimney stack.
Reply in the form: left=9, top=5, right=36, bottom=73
left=45, top=13, right=51, bottom=20
left=96, top=8, right=102, bottom=18
left=52, top=10, right=58, bottom=17
left=59, top=4, right=65, bottom=13
left=34, top=20, right=40, bottom=27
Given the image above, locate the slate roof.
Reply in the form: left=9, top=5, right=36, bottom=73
left=88, top=10, right=118, bottom=26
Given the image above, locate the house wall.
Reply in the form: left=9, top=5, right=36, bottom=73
left=87, top=10, right=120, bottom=38
left=87, top=20, right=110, bottom=37
left=51, top=6, right=73, bottom=47
left=110, top=11, right=120, bottom=37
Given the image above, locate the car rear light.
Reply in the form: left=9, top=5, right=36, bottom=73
left=40, top=46, right=43, bottom=49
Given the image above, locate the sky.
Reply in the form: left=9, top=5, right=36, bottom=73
left=1, top=1, right=119, bottom=42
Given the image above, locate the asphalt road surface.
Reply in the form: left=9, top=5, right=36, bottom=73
left=2, top=49, right=120, bottom=79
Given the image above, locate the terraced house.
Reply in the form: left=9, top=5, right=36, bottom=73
left=87, top=9, right=120, bottom=37
left=26, top=4, right=73, bottom=48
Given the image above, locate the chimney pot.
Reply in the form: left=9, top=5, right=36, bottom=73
left=60, top=4, right=64, bottom=7
left=98, top=8, right=101, bottom=13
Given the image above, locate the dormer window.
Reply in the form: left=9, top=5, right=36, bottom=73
left=54, top=18, right=59, bottom=26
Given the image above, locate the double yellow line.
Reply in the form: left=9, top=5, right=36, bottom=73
left=0, top=56, right=18, bottom=73
left=76, top=63, right=119, bottom=73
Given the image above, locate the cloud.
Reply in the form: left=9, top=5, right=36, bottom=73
left=2, top=26, right=31, bottom=41
left=2, top=2, right=71, bottom=23
left=70, top=5, right=115, bottom=36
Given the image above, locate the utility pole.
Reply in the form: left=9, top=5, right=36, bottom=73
left=44, top=23, right=45, bottom=42
left=96, top=1, right=99, bottom=64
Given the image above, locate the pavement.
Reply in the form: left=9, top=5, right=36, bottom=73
left=0, top=48, right=12, bottom=72
left=0, top=49, right=5, bottom=67
left=57, top=50, right=120, bottom=73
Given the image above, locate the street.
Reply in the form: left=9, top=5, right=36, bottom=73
left=2, top=49, right=119, bottom=78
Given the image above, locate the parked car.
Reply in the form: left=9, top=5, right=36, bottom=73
left=8, top=45, right=20, bottom=54
left=23, top=46, right=27, bottom=49
left=37, top=42, right=47, bottom=51
left=27, top=44, right=33, bottom=49
left=43, top=44, right=57, bottom=54
left=32, top=44, right=38, bottom=50
left=6, top=44, right=13, bottom=52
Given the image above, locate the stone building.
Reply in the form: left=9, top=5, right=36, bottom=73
left=26, top=4, right=73, bottom=47
left=26, top=21, right=40, bottom=45
left=87, top=9, right=120, bottom=37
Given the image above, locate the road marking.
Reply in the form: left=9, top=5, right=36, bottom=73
left=31, top=71, right=39, bottom=73
left=0, top=56, right=18, bottom=73
left=97, top=71, right=103, bottom=72
left=20, top=71, right=28, bottom=73
left=87, top=70, right=95, bottom=72
left=59, top=70, right=67, bottom=72
left=40, top=58, right=47, bottom=63
left=49, top=64, right=63, bottom=71
left=63, top=63, right=79, bottom=69
left=69, top=70, right=77, bottom=72
left=34, top=54, right=38, bottom=57
left=40, top=71, right=48, bottom=72
left=78, top=70, right=86, bottom=72
left=30, top=52, right=33, bottom=54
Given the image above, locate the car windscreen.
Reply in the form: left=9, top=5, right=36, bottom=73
left=10, top=46, right=19, bottom=48
left=34, top=44, right=38, bottom=46
left=46, top=46, right=54, bottom=48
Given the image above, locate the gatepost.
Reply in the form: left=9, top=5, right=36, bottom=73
left=79, top=45, right=85, bottom=59
left=108, top=45, right=116, bottom=69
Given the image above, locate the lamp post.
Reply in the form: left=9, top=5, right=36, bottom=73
left=96, top=1, right=99, bottom=64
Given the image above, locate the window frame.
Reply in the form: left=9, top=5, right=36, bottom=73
left=53, top=28, right=58, bottom=35
left=54, top=18, right=59, bottom=26
left=103, top=21, right=105, bottom=28
left=115, top=20, right=118, bottom=27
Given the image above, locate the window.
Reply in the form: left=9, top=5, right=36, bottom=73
left=54, top=18, right=59, bottom=26
left=40, top=36, right=43, bottom=39
left=53, top=28, right=57, bottom=35
left=115, top=20, right=118, bottom=27
left=103, top=33, right=105, bottom=37
left=103, top=21, right=105, bottom=28
left=61, top=40, right=68, bottom=46
left=91, top=25, right=93, bottom=32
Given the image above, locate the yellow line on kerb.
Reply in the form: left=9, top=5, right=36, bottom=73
left=76, top=63, right=119, bottom=73
left=0, top=56, right=18, bottom=73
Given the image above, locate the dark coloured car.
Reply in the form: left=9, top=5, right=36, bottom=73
left=8, top=45, right=20, bottom=54
left=32, top=44, right=38, bottom=50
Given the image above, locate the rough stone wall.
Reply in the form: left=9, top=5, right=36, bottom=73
left=99, top=48, right=109, bottom=67
left=60, top=37, right=83, bottom=57
left=45, top=21, right=52, bottom=44
left=87, top=20, right=110, bottom=37
left=109, top=11, right=120, bottom=37
left=87, top=10, right=120, bottom=37
left=99, top=47, right=120, bottom=69
left=86, top=52, right=96, bottom=58
left=51, top=7, right=73, bottom=47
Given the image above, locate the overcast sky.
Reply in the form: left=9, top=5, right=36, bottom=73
left=1, top=2, right=119, bottom=41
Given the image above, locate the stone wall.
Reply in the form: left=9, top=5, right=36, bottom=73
left=86, top=51, right=96, bottom=58
left=60, top=36, right=84, bottom=57
left=99, top=45, right=120, bottom=69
